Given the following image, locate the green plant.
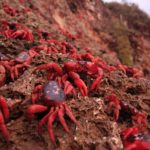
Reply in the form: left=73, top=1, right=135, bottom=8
left=111, top=18, right=133, bottom=65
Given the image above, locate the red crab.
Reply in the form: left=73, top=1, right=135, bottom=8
left=0, top=53, right=11, bottom=87
left=0, top=21, right=33, bottom=41
left=9, top=50, right=38, bottom=80
left=0, top=96, right=10, bottom=142
left=0, top=51, right=35, bottom=84
left=0, top=21, right=20, bottom=39
left=105, top=94, right=147, bottom=128
left=3, top=5, right=18, bottom=16
left=46, top=39, right=68, bottom=54
left=26, top=80, right=78, bottom=143
left=0, top=50, right=36, bottom=82
left=30, top=45, right=55, bottom=54
left=10, top=29, right=34, bottom=41
left=121, top=127, right=150, bottom=150
left=81, top=52, right=116, bottom=72
left=63, top=60, right=104, bottom=96
left=117, top=64, right=143, bottom=78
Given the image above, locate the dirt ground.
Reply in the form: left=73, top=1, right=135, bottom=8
left=0, top=0, right=150, bottom=150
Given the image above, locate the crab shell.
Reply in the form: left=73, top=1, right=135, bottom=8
left=15, top=51, right=32, bottom=64
left=43, top=81, right=66, bottom=106
left=0, top=52, right=10, bottom=61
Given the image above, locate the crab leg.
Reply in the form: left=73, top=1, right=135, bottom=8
left=10, top=63, right=30, bottom=80
left=10, top=67, right=15, bottom=81
left=58, top=106, right=69, bottom=132
left=48, top=108, right=58, bottom=143
left=31, top=85, right=43, bottom=104
left=0, top=65, right=6, bottom=86
left=0, top=96, right=9, bottom=121
left=0, top=111, right=9, bottom=142
left=64, top=104, right=78, bottom=125
left=55, top=76, right=62, bottom=87
left=37, top=109, right=53, bottom=133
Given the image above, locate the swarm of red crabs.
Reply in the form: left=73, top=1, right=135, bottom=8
left=0, top=3, right=149, bottom=149
left=0, top=49, right=37, bottom=86
left=105, top=94, right=149, bottom=150
left=121, top=127, right=150, bottom=150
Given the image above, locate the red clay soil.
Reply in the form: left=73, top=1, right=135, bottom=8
left=0, top=0, right=150, bottom=150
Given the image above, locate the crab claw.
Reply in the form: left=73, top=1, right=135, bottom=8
left=64, top=81, right=76, bottom=96
left=105, top=94, right=121, bottom=121
left=64, top=61, right=78, bottom=72
left=34, top=63, right=63, bottom=78
left=90, top=69, right=103, bottom=91
left=26, top=104, right=48, bottom=120
left=121, top=127, right=139, bottom=142
left=121, top=127, right=150, bottom=150
left=132, top=113, right=147, bottom=129
left=3, top=5, right=17, bottom=16
left=69, top=71, right=88, bottom=96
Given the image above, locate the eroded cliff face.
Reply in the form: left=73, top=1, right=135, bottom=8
left=30, top=0, right=150, bottom=77
left=28, top=0, right=112, bottom=53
